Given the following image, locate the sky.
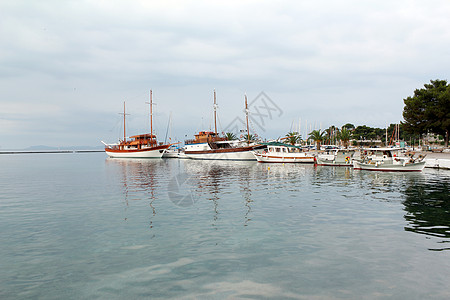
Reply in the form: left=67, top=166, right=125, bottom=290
left=1, top=0, right=450, bottom=149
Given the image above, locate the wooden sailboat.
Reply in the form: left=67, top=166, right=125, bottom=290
left=184, top=91, right=256, bottom=160
left=103, top=90, right=170, bottom=158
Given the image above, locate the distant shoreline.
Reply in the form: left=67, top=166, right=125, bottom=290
left=0, top=150, right=105, bottom=154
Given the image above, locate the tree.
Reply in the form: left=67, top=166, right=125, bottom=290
left=247, top=133, right=258, bottom=142
left=225, top=132, right=237, bottom=141
left=352, top=125, right=377, bottom=140
left=338, top=128, right=352, bottom=148
left=342, top=123, right=355, bottom=131
left=285, top=132, right=301, bottom=145
left=308, top=130, right=325, bottom=150
left=324, top=126, right=338, bottom=145
left=403, top=79, right=450, bottom=147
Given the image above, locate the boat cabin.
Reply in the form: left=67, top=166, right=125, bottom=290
left=254, top=142, right=305, bottom=153
left=185, top=131, right=226, bottom=145
left=115, top=133, right=158, bottom=150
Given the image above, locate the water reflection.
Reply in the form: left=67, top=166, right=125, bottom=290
left=182, top=160, right=259, bottom=227
left=105, top=158, right=169, bottom=228
left=105, top=158, right=450, bottom=251
left=402, top=174, right=450, bottom=251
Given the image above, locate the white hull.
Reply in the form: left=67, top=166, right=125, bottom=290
left=353, top=160, right=425, bottom=172
left=253, top=152, right=315, bottom=163
left=184, top=141, right=255, bottom=160
left=316, top=159, right=353, bottom=166
left=316, top=150, right=355, bottom=166
left=162, top=149, right=180, bottom=158
left=105, top=148, right=165, bottom=158
left=185, top=150, right=256, bottom=161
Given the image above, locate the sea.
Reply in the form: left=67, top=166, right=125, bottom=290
left=0, top=152, right=449, bottom=299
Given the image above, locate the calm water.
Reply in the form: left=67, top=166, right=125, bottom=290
left=1, top=153, right=449, bottom=299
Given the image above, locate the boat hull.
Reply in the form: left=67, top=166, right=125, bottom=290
left=353, top=160, right=425, bottom=172
left=185, top=147, right=256, bottom=160
left=105, top=145, right=169, bottom=158
left=316, top=158, right=353, bottom=167
left=316, top=150, right=355, bottom=166
left=253, top=152, right=315, bottom=163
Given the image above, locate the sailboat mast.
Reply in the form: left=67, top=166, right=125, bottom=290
left=123, top=101, right=126, bottom=142
left=385, top=124, right=388, bottom=147
left=150, top=90, right=153, bottom=138
left=214, top=89, right=217, bottom=135
left=245, top=94, right=250, bottom=144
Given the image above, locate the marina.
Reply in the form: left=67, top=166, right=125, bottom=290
left=1, top=152, right=449, bottom=299
left=2, top=1, right=450, bottom=299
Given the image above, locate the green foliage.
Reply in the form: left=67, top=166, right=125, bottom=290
left=338, top=128, right=352, bottom=148
left=247, top=133, right=258, bottom=142
left=225, top=132, right=237, bottom=141
left=342, top=123, right=355, bottom=131
left=285, top=132, right=301, bottom=145
left=352, top=125, right=382, bottom=140
left=308, top=129, right=325, bottom=149
left=324, top=126, right=339, bottom=145
left=403, top=79, right=450, bottom=146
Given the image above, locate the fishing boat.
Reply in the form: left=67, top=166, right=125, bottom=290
left=316, top=148, right=356, bottom=166
left=103, top=90, right=170, bottom=158
left=353, top=148, right=426, bottom=172
left=184, top=91, right=256, bottom=161
left=252, top=142, right=316, bottom=163
left=162, top=145, right=185, bottom=158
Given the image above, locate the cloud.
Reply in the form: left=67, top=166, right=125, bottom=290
left=1, top=0, right=450, bottom=148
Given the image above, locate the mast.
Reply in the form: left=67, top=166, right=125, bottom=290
left=150, top=90, right=153, bottom=138
left=385, top=124, right=388, bottom=147
left=123, top=101, right=126, bottom=142
left=213, top=89, right=217, bottom=135
left=245, top=94, right=250, bottom=144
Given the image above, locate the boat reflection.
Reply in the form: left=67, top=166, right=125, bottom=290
left=105, top=158, right=170, bottom=228
left=181, top=160, right=258, bottom=227
left=313, top=165, right=353, bottom=181
left=360, top=170, right=450, bottom=250
left=401, top=176, right=450, bottom=251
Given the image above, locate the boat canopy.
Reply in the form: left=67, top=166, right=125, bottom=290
left=363, top=147, right=402, bottom=151
left=258, top=142, right=303, bottom=149
left=129, top=134, right=156, bottom=139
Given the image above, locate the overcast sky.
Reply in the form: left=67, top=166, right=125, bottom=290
left=1, top=0, right=449, bottom=149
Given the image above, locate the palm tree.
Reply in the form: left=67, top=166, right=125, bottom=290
left=225, top=132, right=237, bottom=141
left=338, top=128, right=352, bottom=148
left=285, top=131, right=301, bottom=145
left=247, top=133, right=258, bottom=142
left=308, top=129, right=325, bottom=150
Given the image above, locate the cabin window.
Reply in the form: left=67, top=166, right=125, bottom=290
left=276, top=148, right=281, bottom=152
left=283, top=148, right=287, bottom=153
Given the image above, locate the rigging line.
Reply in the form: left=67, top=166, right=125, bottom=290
left=248, top=118, right=259, bottom=137
left=164, top=113, right=171, bottom=144
left=217, top=114, right=223, bottom=135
